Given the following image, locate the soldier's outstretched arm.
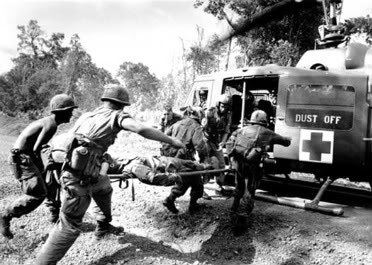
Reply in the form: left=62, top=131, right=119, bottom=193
left=120, top=117, right=186, bottom=149
left=271, top=133, right=291, bottom=147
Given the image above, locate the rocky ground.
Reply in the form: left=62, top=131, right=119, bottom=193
left=0, top=131, right=372, bottom=265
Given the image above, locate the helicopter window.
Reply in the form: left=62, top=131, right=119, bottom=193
left=285, top=84, right=355, bottom=130
left=191, top=81, right=213, bottom=107
left=222, top=76, right=279, bottom=129
left=287, top=84, right=354, bottom=107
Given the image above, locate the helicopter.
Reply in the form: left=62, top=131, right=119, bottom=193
left=185, top=0, right=372, bottom=215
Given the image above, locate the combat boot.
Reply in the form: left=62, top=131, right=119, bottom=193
left=188, top=199, right=202, bottom=215
left=0, top=214, right=13, bottom=239
left=94, top=222, right=124, bottom=240
left=162, top=197, right=179, bottom=214
left=230, top=197, right=240, bottom=213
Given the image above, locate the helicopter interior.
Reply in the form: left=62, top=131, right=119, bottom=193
left=222, top=76, right=279, bottom=131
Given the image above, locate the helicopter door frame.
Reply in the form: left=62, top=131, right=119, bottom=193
left=274, top=73, right=368, bottom=171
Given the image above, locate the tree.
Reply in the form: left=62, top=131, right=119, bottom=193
left=0, top=20, right=117, bottom=116
left=60, top=34, right=93, bottom=97
left=59, top=34, right=117, bottom=110
left=117, top=62, right=160, bottom=110
left=343, top=15, right=372, bottom=45
left=16, top=20, right=68, bottom=69
left=186, top=45, right=216, bottom=75
left=0, top=75, right=17, bottom=115
left=0, top=20, right=70, bottom=117
left=194, top=0, right=323, bottom=67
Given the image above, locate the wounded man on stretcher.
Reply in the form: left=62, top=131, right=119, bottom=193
left=108, top=156, right=214, bottom=214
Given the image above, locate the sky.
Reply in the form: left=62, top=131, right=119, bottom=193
left=0, top=0, right=371, bottom=78
left=0, top=0, right=219, bottom=77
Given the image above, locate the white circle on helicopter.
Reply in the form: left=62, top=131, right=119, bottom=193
left=299, top=129, right=334, bottom=164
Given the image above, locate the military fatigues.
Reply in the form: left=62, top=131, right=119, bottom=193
left=229, top=124, right=291, bottom=215
left=160, top=113, right=182, bottom=133
left=36, top=106, right=130, bottom=265
left=164, top=117, right=208, bottom=161
left=41, top=141, right=73, bottom=222
left=162, top=117, right=208, bottom=209
left=4, top=151, right=48, bottom=220
left=203, top=107, right=232, bottom=185
left=113, top=156, right=209, bottom=194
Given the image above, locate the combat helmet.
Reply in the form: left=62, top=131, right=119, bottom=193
left=50, top=94, right=78, bottom=113
left=180, top=106, right=203, bottom=122
left=249, top=110, right=268, bottom=126
left=101, top=84, right=131, bottom=106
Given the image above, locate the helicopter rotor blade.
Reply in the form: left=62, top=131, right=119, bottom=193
left=219, top=0, right=322, bottom=41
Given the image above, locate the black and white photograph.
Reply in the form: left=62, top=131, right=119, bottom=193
left=1, top=0, right=372, bottom=264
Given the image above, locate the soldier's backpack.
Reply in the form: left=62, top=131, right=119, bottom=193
left=226, top=126, right=262, bottom=162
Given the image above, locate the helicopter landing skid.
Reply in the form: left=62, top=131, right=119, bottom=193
left=257, top=174, right=372, bottom=216
left=255, top=192, right=344, bottom=216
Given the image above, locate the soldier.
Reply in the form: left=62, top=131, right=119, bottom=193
left=0, top=94, right=77, bottom=239
left=203, top=94, right=233, bottom=194
left=159, top=104, right=182, bottom=133
left=164, top=106, right=208, bottom=161
left=41, top=133, right=75, bottom=224
left=111, top=155, right=213, bottom=188
left=198, top=89, right=208, bottom=110
left=162, top=106, right=210, bottom=214
left=227, top=110, right=291, bottom=235
left=35, top=84, right=185, bottom=265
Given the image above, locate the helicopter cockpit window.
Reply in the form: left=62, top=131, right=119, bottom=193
left=285, top=84, right=355, bottom=130
left=190, top=81, right=212, bottom=108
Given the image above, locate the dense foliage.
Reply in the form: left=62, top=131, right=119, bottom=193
left=343, top=15, right=372, bottom=44
left=0, top=20, right=117, bottom=118
left=193, top=0, right=323, bottom=70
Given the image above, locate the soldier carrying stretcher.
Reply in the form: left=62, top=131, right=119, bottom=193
left=0, top=94, right=77, bottom=239
left=35, top=84, right=185, bottom=265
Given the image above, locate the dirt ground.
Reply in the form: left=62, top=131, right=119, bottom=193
left=0, top=131, right=372, bottom=265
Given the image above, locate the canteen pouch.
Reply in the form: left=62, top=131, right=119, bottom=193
left=82, top=147, right=104, bottom=182
left=8, top=149, right=22, bottom=181
left=70, top=146, right=90, bottom=171
left=244, top=147, right=262, bottom=163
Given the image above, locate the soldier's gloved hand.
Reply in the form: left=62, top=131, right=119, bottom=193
left=171, top=137, right=186, bottom=149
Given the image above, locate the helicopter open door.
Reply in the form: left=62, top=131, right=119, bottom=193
left=274, top=72, right=369, bottom=174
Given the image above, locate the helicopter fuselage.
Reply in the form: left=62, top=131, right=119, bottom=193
left=186, top=44, right=372, bottom=182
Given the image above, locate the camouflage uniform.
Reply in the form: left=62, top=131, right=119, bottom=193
left=35, top=106, right=130, bottom=265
